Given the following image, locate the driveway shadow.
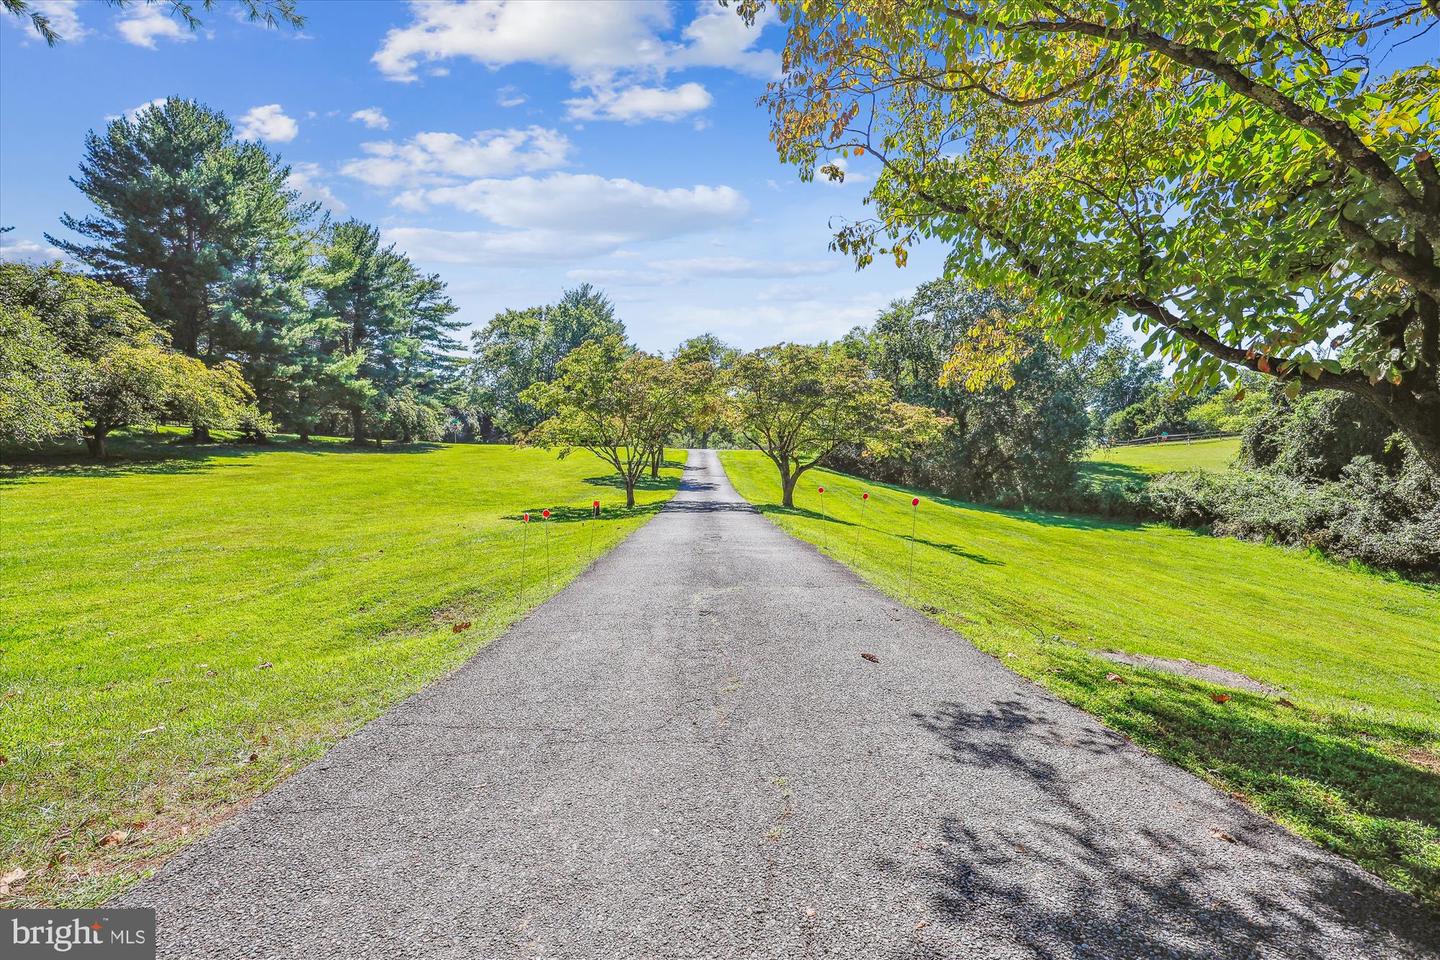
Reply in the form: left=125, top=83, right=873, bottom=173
left=897, top=698, right=1440, bottom=959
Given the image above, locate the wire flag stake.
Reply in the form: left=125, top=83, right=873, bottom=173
left=542, top=508, right=552, bottom=593
left=518, top=512, right=530, bottom=613
left=857, top=490, right=869, bottom=556
left=907, top=497, right=920, bottom=601
left=817, top=485, right=826, bottom=553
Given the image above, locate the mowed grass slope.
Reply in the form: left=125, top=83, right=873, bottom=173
left=1089, top=435, right=1241, bottom=474
left=1079, top=436, right=1240, bottom=493
left=720, top=450, right=1440, bottom=904
left=1, top=435, right=684, bottom=906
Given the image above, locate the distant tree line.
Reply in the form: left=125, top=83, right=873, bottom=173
left=2, top=98, right=462, bottom=455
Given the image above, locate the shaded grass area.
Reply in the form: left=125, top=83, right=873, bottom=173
left=0, top=433, right=684, bottom=906
left=720, top=450, right=1440, bottom=905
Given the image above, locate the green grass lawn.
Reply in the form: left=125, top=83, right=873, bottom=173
left=720, top=450, right=1440, bottom=905
left=1, top=433, right=684, bottom=907
left=1080, top=436, right=1241, bottom=493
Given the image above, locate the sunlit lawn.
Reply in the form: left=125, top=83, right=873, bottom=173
left=721, top=450, right=1440, bottom=905
left=1080, top=436, right=1241, bottom=493
left=0, top=433, right=683, bottom=906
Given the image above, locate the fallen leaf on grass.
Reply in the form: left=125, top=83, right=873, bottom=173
left=138, top=725, right=165, bottom=736
left=1211, top=693, right=1232, bottom=704
left=452, top=621, right=473, bottom=634
left=0, top=867, right=27, bottom=894
left=99, top=830, right=129, bottom=848
left=0, top=754, right=7, bottom=766
left=1209, top=827, right=1238, bottom=844
left=256, top=662, right=272, bottom=670
left=1276, top=698, right=1296, bottom=709
left=247, top=753, right=259, bottom=763
left=1105, top=672, right=1125, bottom=684
left=860, top=653, right=880, bottom=664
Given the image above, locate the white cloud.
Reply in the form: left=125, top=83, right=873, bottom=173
left=385, top=174, right=749, bottom=266
left=415, top=173, right=747, bottom=237
left=496, top=85, right=527, bottom=108
left=384, top=227, right=621, bottom=266
left=115, top=5, right=193, bottom=48
left=566, top=82, right=712, bottom=123
left=679, top=292, right=898, bottom=344
left=27, top=1, right=88, bottom=42
left=372, top=1, right=774, bottom=123
left=568, top=256, right=838, bottom=286
left=237, top=104, right=299, bottom=143
left=286, top=162, right=346, bottom=213
left=0, top=237, right=64, bottom=263
left=349, top=107, right=390, bottom=130
left=374, top=1, right=674, bottom=82
left=341, top=126, right=570, bottom=188
left=670, top=3, right=778, bottom=78
left=105, top=97, right=167, bottom=124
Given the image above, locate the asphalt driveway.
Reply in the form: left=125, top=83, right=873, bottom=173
left=118, top=449, right=1439, bottom=959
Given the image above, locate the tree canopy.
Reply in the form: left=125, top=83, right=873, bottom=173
left=745, top=0, right=1440, bottom=470
left=726, top=342, right=948, bottom=507
left=521, top=336, right=699, bottom=507
left=0, top=262, right=251, bottom=457
left=841, top=278, right=1090, bottom=503
left=470, top=285, right=628, bottom=437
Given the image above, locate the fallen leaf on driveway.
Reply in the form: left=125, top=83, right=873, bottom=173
left=860, top=653, right=880, bottom=664
left=1210, top=827, right=1238, bottom=844
left=1105, top=672, right=1125, bottom=684
left=914, top=919, right=930, bottom=930
left=0, top=866, right=27, bottom=893
left=99, top=830, right=129, bottom=848
left=803, top=906, right=816, bottom=919
left=1211, top=693, right=1232, bottom=704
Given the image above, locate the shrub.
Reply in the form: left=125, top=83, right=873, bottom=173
left=1140, top=448, right=1439, bottom=577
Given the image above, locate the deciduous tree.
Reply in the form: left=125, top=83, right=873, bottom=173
left=471, top=285, right=627, bottom=437
left=745, top=0, right=1440, bottom=470
left=522, top=336, right=692, bottom=508
left=726, top=342, right=948, bottom=508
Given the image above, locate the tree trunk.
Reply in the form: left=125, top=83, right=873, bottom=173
left=191, top=423, right=211, bottom=443
left=781, top=469, right=797, bottom=508
left=298, top=428, right=310, bottom=443
left=625, top=478, right=636, bottom=509
left=86, top=428, right=107, bottom=459
left=1327, top=376, right=1440, bottom=476
left=649, top=447, right=661, bottom=478
left=350, top=406, right=365, bottom=444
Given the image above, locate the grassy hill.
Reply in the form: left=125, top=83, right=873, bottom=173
left=0, top=434, right=684, bottom=906
left=1079, top=436, right=1241, bottom=494
left=720, top=450, right=1440, bottom=904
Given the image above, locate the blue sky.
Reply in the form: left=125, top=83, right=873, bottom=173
left=0, top=0, right=948, bottom=352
